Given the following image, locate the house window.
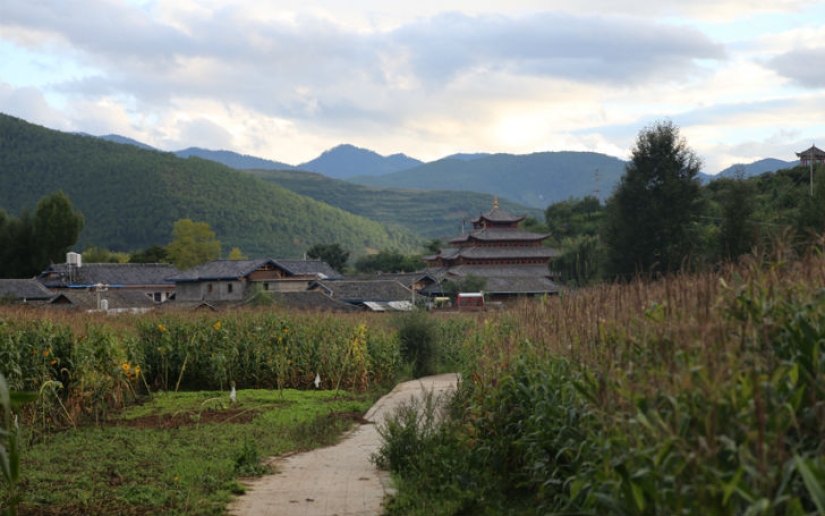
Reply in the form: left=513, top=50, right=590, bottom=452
left=227, top=283, right=233, bottom=294
left=207, top=284, right=213, bottom=294
left=264, top=283, right=270, bottom=291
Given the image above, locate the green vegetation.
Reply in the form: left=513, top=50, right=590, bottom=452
left=305, top=243, right=350, bottom=273
left=0, top=191, right=84, bottom=278
left=354, top=249, right=424, bottom=273
left=603, top=120, right=704, bottom=279
left=10, top=388, right=373, bottom=516
left=245, top=168, right=544, bottom=239
left=545, top=124, right=825, bottom=286
left=375, top=246, right=825, bottom=515
left=0, top=114, right=421, bottom=259
left=166, top=219, right=222, bottom=269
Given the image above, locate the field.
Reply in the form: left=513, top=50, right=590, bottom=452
left=4, top=248, right=825, bottom=515
left=376, top=250, right=825, bottom=515
left=0, top=310, right=470, bottom=515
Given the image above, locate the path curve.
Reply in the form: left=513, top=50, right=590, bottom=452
left=228, top=373, right=459, bottom=516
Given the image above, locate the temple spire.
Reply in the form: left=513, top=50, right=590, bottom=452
left=493, top=196, right=499, bottom=209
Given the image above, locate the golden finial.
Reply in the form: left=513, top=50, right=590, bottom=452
left=493, top=196, right=499, bottom=209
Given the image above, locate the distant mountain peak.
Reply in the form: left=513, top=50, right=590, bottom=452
left=298, top=143, right=423, bottom=179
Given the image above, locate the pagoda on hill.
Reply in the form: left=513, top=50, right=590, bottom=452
left=797, top=145, right=825, bottom=166
left=424, top=197, right=560, bottom=299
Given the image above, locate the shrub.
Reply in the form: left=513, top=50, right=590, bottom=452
left=395, top=310, right=437, bottom=378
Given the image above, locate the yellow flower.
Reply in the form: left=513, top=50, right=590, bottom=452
left=122, top=363, right=130, bottom=371
left=158, top=324, right=167, bottom=332
left=43, top=350, right=49, bottom=357
left=50, top=359, right=57, bottom=365
left=213, top=321, right=222, bottom=331
left=134, top=365, right=141, bottom=374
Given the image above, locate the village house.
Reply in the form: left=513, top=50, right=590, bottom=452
left=36, top=252, right=179, bottom=310
left=167, top=258, right=342, bottom=303
left=307, top=279, right=416, bottom=311
left=0, top=278, right=56, bottom=305
left=423, top=198, right=560, bottom=300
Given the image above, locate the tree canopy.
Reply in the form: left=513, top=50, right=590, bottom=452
left=603, top=120, right=703, bottom=279
left=166, top=219, right=221, bottom=270
left=306, top=243, right=350, bottom=273
left=0, top=191, right=84, bottom=277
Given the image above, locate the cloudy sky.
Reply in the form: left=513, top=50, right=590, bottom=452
left=2, top=0, right=824, bottom=173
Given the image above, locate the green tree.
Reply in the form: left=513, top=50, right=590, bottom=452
left=166, top=219, right=221, bottom=270
left=545, top=196, right=603, bottom=243
left=603, top=120, right=703, bottom=279
left=0, top=210, right=36, bottom=278
left=33, top=191, right=85, bottom=271
left=83, top=246, right=126, bottom=263
left=129, top=244, right=169, bottom=264
left=354, top=250, right=423, bottom=273
left=306, top=243, right=350, bottom=273
left=227, top=247, right=247, bottom=260
left=717, top=170, right=758, bottom=261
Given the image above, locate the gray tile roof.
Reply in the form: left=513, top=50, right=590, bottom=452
left=274, top=291, right=361, bottom=312
left=373, top=271, right=438, bottom=288
left=169, top=258, right=341, bottom=282
left=448, top=228, right=550, bottom=244
left=483, top=276, right=560, bottom=295
left=168, top=259, right=276, bottom=282
left=442, top=264, right=553, bottom=278
left=0, top=279, right=54, bottom=301
left=275, top=260, right=342, bottom=278
left=470, top=206, right=525, bottom=224
left=310, top=280, right=414, bottom=303
left=38, top=263, right=180, bottom=287
left=436, top=246, right=559, bottom=260
left=49, top=289, right=158, bottom=310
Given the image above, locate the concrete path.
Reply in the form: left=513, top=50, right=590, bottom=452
left=227, top=373, right=460, bottom=516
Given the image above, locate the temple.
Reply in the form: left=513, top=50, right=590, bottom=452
left=796, top=145, right=825, bottom=166
left=424, top=198, right=560, bottom=299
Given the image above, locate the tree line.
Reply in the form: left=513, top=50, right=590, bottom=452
left=548, top=120, right=825, bottom=286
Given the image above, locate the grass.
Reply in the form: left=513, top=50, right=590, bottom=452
left=5, top=387, right=377, bottom=516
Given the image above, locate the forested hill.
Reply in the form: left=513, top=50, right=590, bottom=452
left=0, top=114, right=422, bottom=258
left=350, top=152, right=628, bottom=208
left=245, top=168, right=544, bottom=239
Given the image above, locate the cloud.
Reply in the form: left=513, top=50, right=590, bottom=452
left=767, top=47, right=825, bottom=88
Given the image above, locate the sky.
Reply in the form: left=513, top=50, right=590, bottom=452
left=1, top=0, right=824, bottom=174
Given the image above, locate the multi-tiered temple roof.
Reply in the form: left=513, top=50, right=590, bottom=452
left=425, top=198, right=560, bottom=298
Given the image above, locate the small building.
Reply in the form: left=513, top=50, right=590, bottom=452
left=308, top=279, right=416, bottom=311
left=37, top=254, right=179, bottom=303
left=0, top=279, right=56, bottom=305
left=796, top=145, right=825, bottom=166
left=168, top=258, right=342, bottom=303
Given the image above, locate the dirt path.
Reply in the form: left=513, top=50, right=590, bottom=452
left=227, top=373, right=459, bottom=516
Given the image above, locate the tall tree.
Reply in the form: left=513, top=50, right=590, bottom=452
left=603, top=120, right=703, bottom=279
left=306, top=243, right=350, bottom=273
left=33, top=191, right=85, bottom=271
left=718, top=170, right=757, bottom=261
left=166, top=219, right=221, bottom=270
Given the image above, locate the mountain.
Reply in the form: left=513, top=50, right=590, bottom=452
left=350, top=152, right=627, bottom=209
left=244, top=168, right=544, bottom=239
left=714, top=158, right=798, bottom=179
left=174, top=147, right=295, bottom=170
left=0, top=114, right=421, bottom=259
left=98, top=134, right=158, bottom=151
left=297, top=144, right=423, bottom=179
left=443, top=153, right=491, bottom=161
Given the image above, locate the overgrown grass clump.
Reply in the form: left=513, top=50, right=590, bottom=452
left=376, top=250, right=825, bottom=515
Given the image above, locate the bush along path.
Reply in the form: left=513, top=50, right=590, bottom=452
left=227, top=373, right=459, bottom=516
